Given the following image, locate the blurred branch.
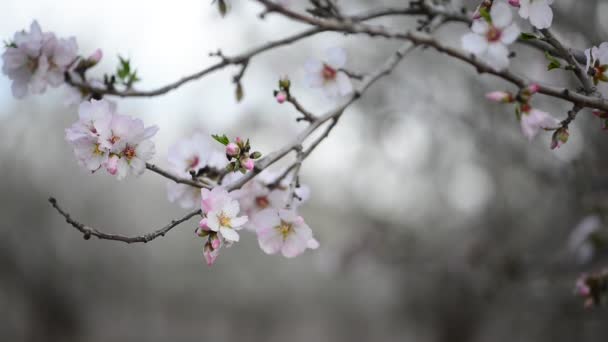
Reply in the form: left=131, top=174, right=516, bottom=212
left=254, top=0, right=608, bottom=116
left=48, top=197, right=201, bottom=244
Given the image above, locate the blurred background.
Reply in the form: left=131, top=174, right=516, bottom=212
left=1, top=0, right=608, bottom=341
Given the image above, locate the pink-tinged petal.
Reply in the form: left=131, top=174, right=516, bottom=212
left=105, top=155, right=119, bottom=175
left=220, top=227, right=239, bottom=242
left=114, top=159, right=130, bottom=180
left=531, top=109, right=559, bottom=129
left=257, top=226, right=283, bottom=255
left=461, top=33, right=488, bottom=55
left=520, top=114, right=539, bottom=141
left=307, top=238, right=320, bottom=250
left=252, top=208, right=281, bottom=230
left=230, top=215, right=248, bottom=229
left=485, top=43, right=510, bottom=70
left=278, top=209, right=298, bottom=222
left=500, top=24, right=520, bottom=45
left=519, top=0, right=530, bottom=19
left=336, top=72, right=353, bottom=96
left=325, top=47, right=347, bottom=69
left=281, top=232, right=309, bottom=258
left=490, top=3, right=513, bottom=29
left=223, top=199, right=240, bottom=218
left=207, top=212, right=220, bottom=231
left=198, top=218, right=210, bottom=230
left=528, top=1, right=553, bottom=29
left=304, top=58, right=323, bottom=73
left=471, top=20, right=489, bottom=35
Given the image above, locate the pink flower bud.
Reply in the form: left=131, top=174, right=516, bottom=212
left=241, top=158, right=254, bottom=171
left=211, top=235, right=221, bottom=249
left=87, top=49, right=103, bottom=64
left=198, top=218, right=210, bottom=231
left=226, top=142, right=239, bottom=157
left=235, top=137, right=242, bottom=144
left=550, top=127, right=569, bottom=150
left=527, top=83, right=540, bottom=94
left=106, top=155, right=119, bottom=175
left=276, top=91, right=287, bottom=104
left=485, top=91, right=513, bottom=103
left=508, top=0, right=520, bottom=7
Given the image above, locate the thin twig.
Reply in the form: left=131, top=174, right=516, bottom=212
left=48, top=197, right=201, bottom=244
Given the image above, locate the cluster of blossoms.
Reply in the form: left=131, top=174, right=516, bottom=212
left=485, top=84, right=562, bottom=147
left=2, top=21, right=78, bottom=98
left=575, top=270, right=608, bottom=308
left=192, top=175, right=317, bottom=265
left=165, top=133, right=318, bottom=265
left=65, top=99, right=159, bottom=179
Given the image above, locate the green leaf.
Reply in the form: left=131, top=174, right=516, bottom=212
left=479, top=7, right=492, bottom=24
left=3, top=40, right=16, bottom=48
left=212, top=134, right=230, bottom=146
left=519, top=32, right=537, bottom=41
left=117, top=56, right=131, bottom=80
left=544, top=51, right=561, bottom=71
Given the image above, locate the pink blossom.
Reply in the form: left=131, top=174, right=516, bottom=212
left=520, top=108, right=559, bottom=141
left=462, top=3, right=520, bottom=71
left=87, top=49, right=103, bottom=65
left=304, top=47, right=353, bottom=98
left=508, top=0, right=520, bottom=7
left=518, top=0, right=554, bottom=29
left=166, top=133, right=226, bottom=209
left=200, top=187, right=248, bottom=243
left=254, top=208, right=318, bottom=258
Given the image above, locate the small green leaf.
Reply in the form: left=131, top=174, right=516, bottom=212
left=212, top=134, right=230, bottom=146
left=479, top=7, right=492, bottom=24
left=519, top=32, right=537, bottom=41
left=250, top=151, right=262, bottom=159
left=3, top=40, right=16, bottom=48
left=544, top=51, right=561, bottom=71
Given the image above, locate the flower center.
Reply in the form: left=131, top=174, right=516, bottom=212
left=123, top=145, right=136, bottom=160
left=276, top=221, right=293, bottom=240
left=187, top=156, right=200, bottom=172
left=322, top=64, right=337, bottom=81
left=93, top=143, right=104, bottom=155
left=255, top=196, right=270, bottom=209
left=520, top=103, right=531, bottom=113
left=486, top=26, right=502, bottom=42
left=218, top=213, right=232, bottom=228
left=26, top=57, right=38, bottom=72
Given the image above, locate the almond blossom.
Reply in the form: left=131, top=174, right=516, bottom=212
left=166, top=133, right=227, bottom=209
left=230, top=169, right=310, bottom=230
left=65, top=99, right=158, bottom=179
left=585, top=42, right=608, bottom=85
left=518, top=0, right=554, bottom=29
left=304, top=47, right=353, bottom=98
left=461, top=2, right=520, bottom=71
left=104, top=114, right=158, bottom=180
left=2, top=20, right=78, bottom=98
left=253, top=208, right=318, bottom=258
left=519, top=105, right=559, bottom=141
left=200, top=187, right=248, bottom=243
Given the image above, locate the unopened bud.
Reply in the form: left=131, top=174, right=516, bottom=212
left=551, top=127, right=569, bottom=150
left=241, top=158, right=254, bottom=171
left=87, top=49, right=103, bottom=65
left=508, top=0, right=520, bottom=7
left=226, top=142, right=239, bottom=157
left=276, top=91, right=287, bottom=104
left=486, top=91, right=513, bottom=103
left=106, top=155, right=119, bottom=175
left=527, top=83, right=540, bottom=94
left=279, top=76, right=291, bottom=91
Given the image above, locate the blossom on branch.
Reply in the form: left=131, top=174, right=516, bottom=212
left=2, top=20, right=78, bottom=98
left=517, top=0, right=554, bottom=29
left=253, top=208, right=318, bottom=258
left=462, top=3, right=520, bottom=71
left=65, top=99, right=158, bottom=179
left=166, top=133, right=227, bottom=209
left=585, top=42, right=608, bottom=85
left=201, top=187, right=248, bottom=243
left=519, top=105, right=559, bottom=141
left=304, top=47, right=353, bottom=98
